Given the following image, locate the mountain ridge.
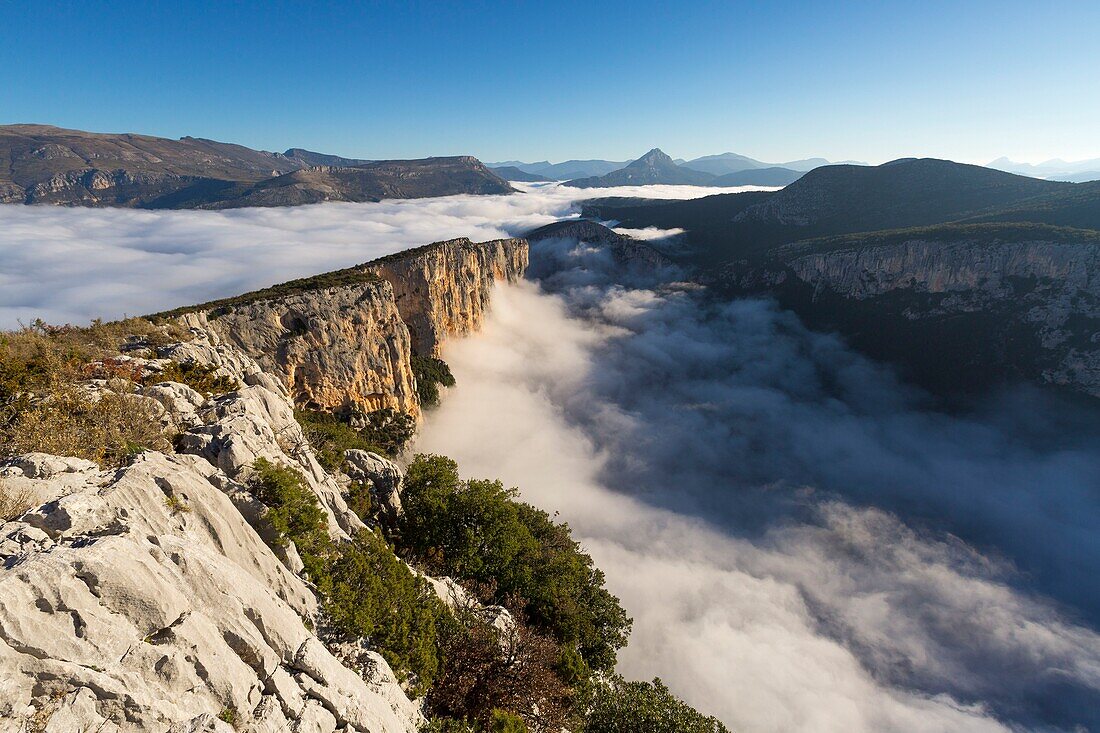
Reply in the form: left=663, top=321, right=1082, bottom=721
left=0, top=124, right=513, bottom=208
left=564, top=148, right=719, bottom=188
left=580, top=157, right=1100, bottom=399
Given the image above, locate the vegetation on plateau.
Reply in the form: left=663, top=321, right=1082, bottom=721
left=246, top=458, right=447, bottom=693
left=586, top=678, right=731, bottom=733
left=0, top=318, right=237, bottom=467
left=247, top=453, right=723, bottom=733
left=149, top=268, right=383, bottom=320
left=295, top=406, right=416, bottom=470
left=397, top=454, right=631, bottom=677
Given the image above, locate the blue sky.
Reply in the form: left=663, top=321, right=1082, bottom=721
left=2, top=1, right=1098, bottom=165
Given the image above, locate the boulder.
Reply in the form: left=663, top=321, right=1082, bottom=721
left=344, top=449, right=404, bottom=522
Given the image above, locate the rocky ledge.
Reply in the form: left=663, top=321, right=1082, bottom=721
left=0, top=335, right=424, bottom=732
left=166, top=237, right=528, bottom=418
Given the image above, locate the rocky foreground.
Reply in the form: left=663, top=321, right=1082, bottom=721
left=0, top=239, right=529, bottom=732
left=0, top=337, right=421, bottom=731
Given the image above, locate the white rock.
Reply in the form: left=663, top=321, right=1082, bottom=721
left=179, top=384, right=365, bottom=539
left=0, top=452, right=420, bottom=732
left=3, top=453, right=99, bottom=479
left=144, top=381, right=207, bottom=430
left=345, top=449, right=404, bottom=521
left=292, top=638, right=422, bottom=733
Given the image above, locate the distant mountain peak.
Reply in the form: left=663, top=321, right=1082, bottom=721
left=632, top=148, right=675, bottom=166
left=563, top=148, right=715, bottom=188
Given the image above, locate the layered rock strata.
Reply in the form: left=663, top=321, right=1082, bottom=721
left=191, top=238, right=528, bottom=416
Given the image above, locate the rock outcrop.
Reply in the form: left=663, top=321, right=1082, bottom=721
left=185, top=238, right=528, bottom=416
left=0, top=450, right=419, bottom=733
left=181, top=282, right=420, bottom=417
left=366, top=238, right=529, bottom=357
left=0, top=322, right=447, bottom=731
left=526, top=220, right=673, bottom=271
left=779, top=237, right=1100, bottom=396
left=344, top=450, right=404, bottom=524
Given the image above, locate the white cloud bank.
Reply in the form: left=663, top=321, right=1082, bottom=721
left=415, top=247, right=1100, bottom=732
left=0, top=182, right=739, bottom=328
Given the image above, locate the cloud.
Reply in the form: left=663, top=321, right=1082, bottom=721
left=415, top=243, right=1100, bottom=732
left=0, top=182, right=735, bottom=328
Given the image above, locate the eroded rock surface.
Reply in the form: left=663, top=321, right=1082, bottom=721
left=0, top=452, right=421, bottom=733
left=183, top=237, right=528, bottom=417
left=366, top=237, right=528, bottom=357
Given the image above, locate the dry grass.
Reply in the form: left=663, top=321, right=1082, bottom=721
left=1, top=318, right=191, bottom=467
left=0, top=478, right=35, bottom=522
left=5, top=387, right=170, bottom=467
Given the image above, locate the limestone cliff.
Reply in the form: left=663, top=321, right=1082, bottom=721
left=182, top=281, right=420, bottom=417
left=714, top=232, right=1100, bottom=397
left=366, top=238, right=529, bottom=357
left=180, top=237, right=528, bottom=417
left=781, top=237, right=1100, bottom=396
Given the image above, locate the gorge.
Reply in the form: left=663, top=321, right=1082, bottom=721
left=2, top=178, right=1099, bottom=733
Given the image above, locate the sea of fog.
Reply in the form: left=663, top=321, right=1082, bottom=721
left=0, top=182, right=737, bottom=328
left=4, top=184, right=1099, bottom=731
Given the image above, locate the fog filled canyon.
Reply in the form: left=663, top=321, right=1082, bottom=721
left=3, top=182, right=1099, bottom=731
left=416, top=235, right=1100, bottom=732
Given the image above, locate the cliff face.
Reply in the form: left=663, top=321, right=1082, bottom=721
left=727, top=236, right=1100, bottom=397
left=184, top=281, right=420, bottom=416
left=783, top=238, right=1100, bottom=396
left=191, top=237, right=528, bottom=416
left=367, top=238, right=529, bottom=357
left=786, top=239, right=1098, bottom=300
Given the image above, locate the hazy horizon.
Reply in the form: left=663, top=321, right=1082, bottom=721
left=4, top=119, right=1097, bottom=171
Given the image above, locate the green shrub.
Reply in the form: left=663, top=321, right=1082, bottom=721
left=326, top=529, right=448, bottom=694
left=420, top=719, right=476, bottom=733
left=488, top=709, right=528, bottom=733
left=217, top=706, right=238, bottom=727
left=412, top=355, right=456, bottom=408
left=295, top=407, right=414, bottom=466
left=345, top=480, right=374, bottom=524
left=355, top=408, right=417, bottom=454
left=246, top=459, right=446, bottom=693
left=586, top=678, right=730, bottom=733
left=295, top=409, right=388, bottom=470
left=152, top=361, right=239, bottom=397
left=248, top=459, right=330, bottom=554
left=164, top=493, right=191, bottom=514
left=397, top=455, right=631, bottom=675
